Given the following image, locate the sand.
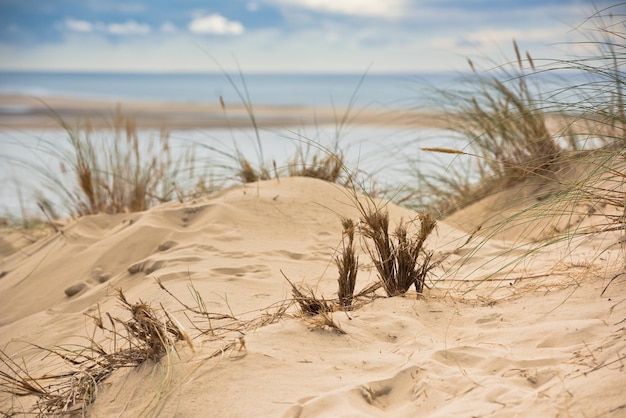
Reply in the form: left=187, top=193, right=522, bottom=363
left=0, top=94, right=449, bottom=130
left=0, top=172, right=624, bottom=417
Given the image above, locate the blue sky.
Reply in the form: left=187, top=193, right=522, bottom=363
left=0, top=0, right=620, bottom=73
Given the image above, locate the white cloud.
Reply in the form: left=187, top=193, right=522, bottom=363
left=266, top=0, right=406, bottom=18
left=161, top=22, right=177, bottom=33
left=247, top=3, right=260, bottom=12
left=64, top=18, right=150, bottom=35
left=65, top=18, right=94, bottom=33
left=188, top=14, right=245, bottom=35
left=463, top=28, right=559, bottom=44
left=82, top=1, right=146, bottom=14
left=108, top=20, right=150, bottom=35
left=6, top=3, right=598, bottom=74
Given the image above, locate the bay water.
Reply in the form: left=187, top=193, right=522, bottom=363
left=2, top=70, right=546, bottom=219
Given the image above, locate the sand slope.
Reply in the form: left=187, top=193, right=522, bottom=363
left=1, top=177, right=624, bottom=417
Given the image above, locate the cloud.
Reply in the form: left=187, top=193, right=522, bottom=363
left=161, top=22, right=177, bottom=33
left=64, top=18, right=150, bottom=35
left=81, top=1, right=147, bottom=14
left=266, top=0, right=406, bottom=18
left=463, top=28, right=558, bottom=44
left=65, top=19, right=94, bottom=33
left=188, top=14, right=245, bottom=35
left=432, top=27, right=571, bottom=52
left=108, top=20, right=150, bottom=35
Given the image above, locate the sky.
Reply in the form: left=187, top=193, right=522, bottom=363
left=0, top=0, right=621, bottom=73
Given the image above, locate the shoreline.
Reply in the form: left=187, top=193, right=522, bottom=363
left=0, top=94, right=449, bottom=130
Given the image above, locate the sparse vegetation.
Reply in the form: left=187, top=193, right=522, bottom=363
left=0, top=288, right=191, bottom=416
left=359, top=208, right=437, bottom=296
left=12, top=106, right=212, bottom=217
left=336, top=218, right=358, bottom=307
left=0, top=281, right=295, bottom=416
left=1, top=5, right=625, bottom=417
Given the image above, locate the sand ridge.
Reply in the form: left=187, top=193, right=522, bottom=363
left=0, top=177, right=624, bottom=417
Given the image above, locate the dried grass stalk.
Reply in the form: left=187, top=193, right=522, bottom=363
left=360, top=209, right=437, bottom=296
left=115, top=288, right=192, bottom=361
left=336, top=217, right=358, bottom=307
left=0, top=289, right=191, bottom=416
left=285, top=276, right=333, bottom=315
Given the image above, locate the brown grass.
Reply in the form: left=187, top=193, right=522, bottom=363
left=28, top=105, right=207, bottom=217
left=0, top=278, right=300, bottom=416
left=0, top=288, right=191, bottom=416
left=285, top=276, right=347, bottom=334
left=405, top=42, right=573, bottom=217
left=235, top=146, right=350, bottom=186
left=287, top=147, right=346, bottom=183
left=359, top=208, right=437, bottom=296
left=285, top=276, right=334, bottom=316
left=237, top=157, right=272, bottom=183
left=336, top=217, right=359, bottom=307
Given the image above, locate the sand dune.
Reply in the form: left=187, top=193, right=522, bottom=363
left=1, top=176, right=624, bottom=417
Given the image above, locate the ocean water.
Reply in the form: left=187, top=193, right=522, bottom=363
left=0, top=124, right=470, bottom=218
left=0, top=69, right=579, bottom=219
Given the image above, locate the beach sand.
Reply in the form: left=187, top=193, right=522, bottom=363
left=0, top=167, right=624, bottom=416
left=0, top=94, right=449, bottom=130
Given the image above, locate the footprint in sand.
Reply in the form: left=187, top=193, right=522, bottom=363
left=65, top=266, right=113, bottom=297
left=91, top=266, right=112, bottom=283
left=475, top=312, right=503, bottom=324
left=127, top=259, right=166, bottom=275
left=285, top=366, right=422, bottom=417
left=211, top=264, right=271, bottom=279
left=157, top=240, right=178, bottom=251
left=64, top=282, right=87, bottom=297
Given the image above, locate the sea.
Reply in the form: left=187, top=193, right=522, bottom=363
left=0, top=70, right=574, bottom=218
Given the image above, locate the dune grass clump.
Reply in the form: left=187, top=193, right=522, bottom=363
left=281, top=274, right=346, bottom=333
left=360, top=209, right=437, bottom=296
left=408, top=5, right=626, bottom=223
left=459, top=42, right=562, bottom=179
left=28, top=107, right=205, bottom=217
left=213, top=63, right=360, bottom=187
left=286, top=139, right=349, bottom=184
left=407, top=42, right=572, bottom=216
left=112, top=288, right=193, bottom=361
left=336, top=217, right=359, bottom=307
left=0, top=289, right=191, bottom=416
left=235, top=149, right=349, bottom=185
left=285, top=276, right=334, bottom=316
left=237, top=157, right=273, bottom=183
left=406, top=7, right=625, bottom=294
left=229, top=129, right=352, bottom=186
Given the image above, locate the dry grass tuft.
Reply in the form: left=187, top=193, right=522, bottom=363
left=0, top=289, right=191, bottom=416
left=0, top=279, right=298, bottom=416
left=287, top=149, right=346, bottom=184
left=237, top=157, right=272, bottom=183
left=406, top=42, right=571, bottom=216
left=283, top=272, right=347, bottom=333
left=21, top=106, right=208, bottom=217
left=235, top=145, right=350, bottom=186
left=304, top=311, right=346, bottom=334
left=457, top=43, right=562, bottom=181
left=336, top=217, right=359, bottom=307
left=285, top=276, right=334, bottom=316
left=360, top=208, right=437, bottom=296
left=113, top=288, right=193, bottom=361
